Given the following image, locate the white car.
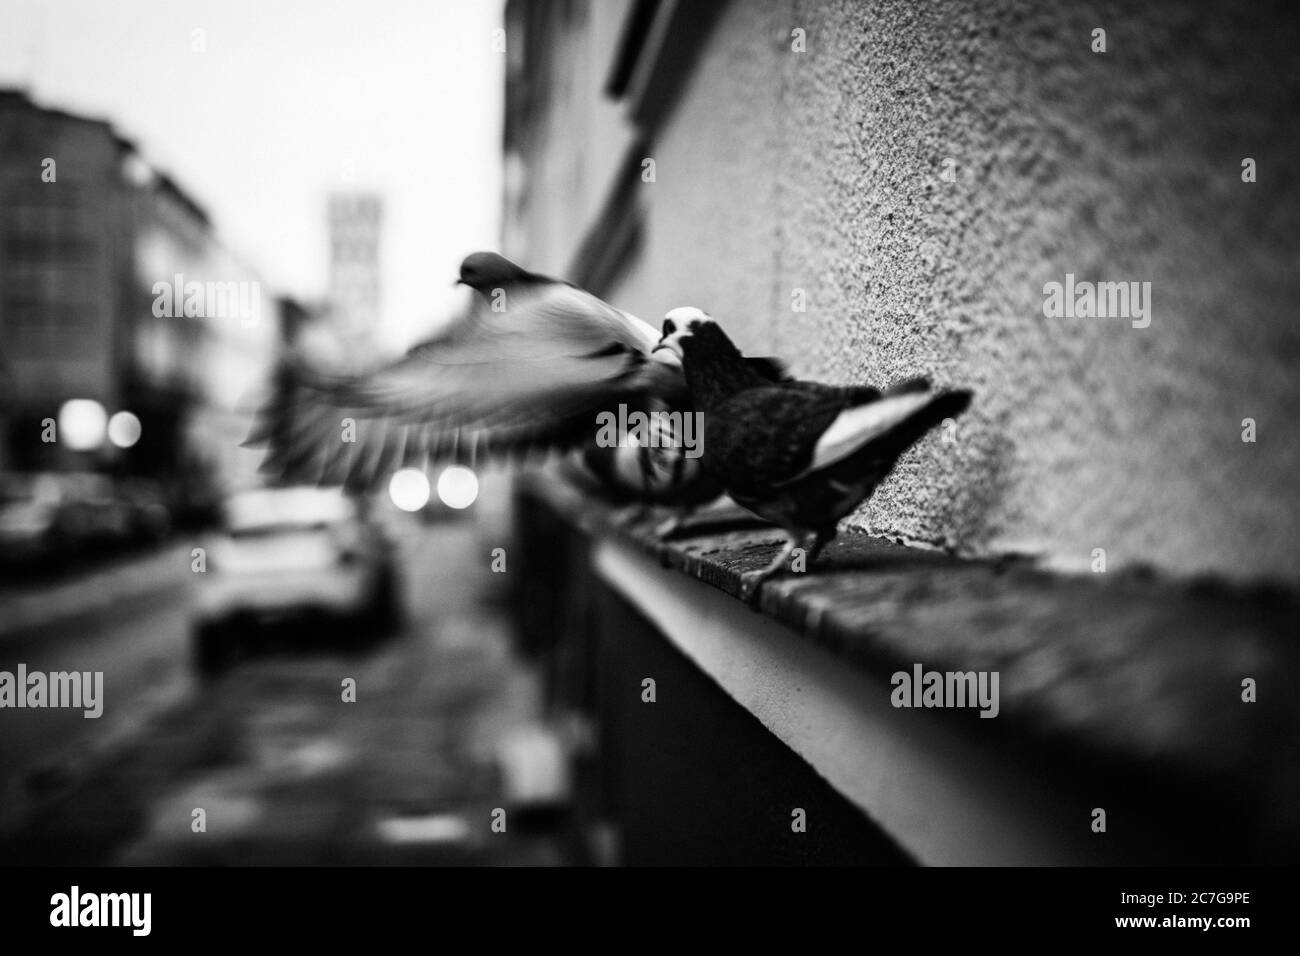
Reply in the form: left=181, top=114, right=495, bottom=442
left=191, top=486, right=401, bottom=676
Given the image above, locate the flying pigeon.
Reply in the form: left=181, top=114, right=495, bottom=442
left=653, top=308, right=972, bottom=600
left=247, top=254, right=782, bottom=514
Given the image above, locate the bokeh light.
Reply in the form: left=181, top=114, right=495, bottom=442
left=436, top=466, right=478, bottom=510
left=107, top=410, right=143, bottom=448
left=57, top=399, right=107, bottom=451
left=388, top=468, right=431, bottom=512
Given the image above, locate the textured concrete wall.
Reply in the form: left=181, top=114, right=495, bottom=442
left=506, top=0, right=635, bottom=277
left=602, top=0, right=1300, bottom=584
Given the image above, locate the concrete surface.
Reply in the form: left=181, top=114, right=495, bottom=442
left=524, top=471, right=1300, bottom=863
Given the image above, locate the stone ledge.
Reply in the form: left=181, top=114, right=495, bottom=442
left=519, top=469, right=1299, bottom=829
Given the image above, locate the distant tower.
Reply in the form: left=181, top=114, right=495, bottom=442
left=327, top=192, right=383, bottom=358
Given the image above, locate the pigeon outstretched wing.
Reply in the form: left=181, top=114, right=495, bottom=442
left=247, top=280, right=665, bottom=491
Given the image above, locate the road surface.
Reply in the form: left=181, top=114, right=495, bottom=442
left=0, top=516, right=571, bottom=865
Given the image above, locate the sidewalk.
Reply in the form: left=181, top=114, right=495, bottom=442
left=0, top=541, right=192, bottom=638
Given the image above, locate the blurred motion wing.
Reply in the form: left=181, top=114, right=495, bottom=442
left=247, top=287, right=660, bottom=491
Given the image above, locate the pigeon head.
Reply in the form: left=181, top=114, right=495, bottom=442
left=653, top=307, right=707, bottom=365
left=653, top=308, right=766, bottom=409
left=654, top=308, right=741, bottom=366
left=457, top=252, right=530, bottom=292
left=659, top=306, right=709, bottom=336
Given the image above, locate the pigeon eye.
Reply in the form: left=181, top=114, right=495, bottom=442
left=661, top=319, right=677, bottom=336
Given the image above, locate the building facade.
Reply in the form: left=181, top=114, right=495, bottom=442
left=0, top=89, right=279, bottom=497
left=326, top=191, right=384, bottom=369
left=502, top=0, right=1300, bottom=585
left=0, top=90, right=132, bottom=468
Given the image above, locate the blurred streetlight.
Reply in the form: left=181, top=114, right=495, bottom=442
left=57, top=399, right=107, bottom=451
left=107, top=410, right=143, bottom=449
left=436, top=466, right=478, bottom=510
left=389, top=468, right=431, bottom=512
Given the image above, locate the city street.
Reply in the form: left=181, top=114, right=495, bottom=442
left=0, top=517, right=571, bottom=866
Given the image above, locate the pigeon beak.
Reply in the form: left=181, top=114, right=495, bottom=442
left=651, top=343, right=683, bottom=368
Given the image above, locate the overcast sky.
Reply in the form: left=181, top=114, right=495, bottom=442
left=0, top=0, right=505, bottom=351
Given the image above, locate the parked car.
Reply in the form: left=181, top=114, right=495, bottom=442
left=0, top=472, right=62, bottom=562
left=190, top=486, right=401, bottom=677
left=118, top=477, right=173, bottom=542
left=0, top=471, right=169, bottom=566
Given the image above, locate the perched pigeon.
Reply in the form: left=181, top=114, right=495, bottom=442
left=654, top=308, right=972, bottom=599
left=457, top=253, right=720, bottom=512
left=247, top=254, right=781, bottom=515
